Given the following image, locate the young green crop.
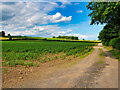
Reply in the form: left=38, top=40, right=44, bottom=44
left=2, top=40, right=95, bottom=67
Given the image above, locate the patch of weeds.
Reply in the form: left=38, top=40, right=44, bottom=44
left=99, top=48, right=104, bottom=57
left=37, top=58, right=40, bottom=61
left=96, top=60, right=104, bottom=64
left=60, top=55, right=66, bottom=60
left=48, top=58, right=51, bottom=61
left=3, top=68, right=8, bottom=73
left=7, top=61, right=16, bottom=67
left=33, top=63, right=39, bottom=67
left=73, top=55, right=76, bottom=58
left=65, top=52, right=69, bottom=56
left=97, top=48, right=104, bottom=64
left=24, top=61, right=33, bottom=67
left=68, top=58, right=72, bottom=61
left=54, top=56, right=58, bottom=60
left=18, top=60, right=24, bottom=66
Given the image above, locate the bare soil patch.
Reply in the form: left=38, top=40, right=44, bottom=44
left=2, top=53, right=83, bottom=88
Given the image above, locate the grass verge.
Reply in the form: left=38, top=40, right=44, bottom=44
left=99, top=48, right=104, bottom=57
left=104, top=46, right=120, bottom=62
left=96, top=48, right=104, bottom=64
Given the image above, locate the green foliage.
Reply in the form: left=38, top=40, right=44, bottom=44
left=109, top=38, right=120, bottom=50
left=33, top=63, right=39, bottom=67
left=56, top=35, right=78, bottom=40
left=104, top=46, right=120, bottom=61
left=86, top=2, right=120, bottom=26
left=0, top=31, right=5, bottom=37
left=8, top=34, right=11, bottom=37
left=87, top=2, right=120, bottom=47
left=98, top=24, right=119, bottom=46
left=110, top=49, right=120, bottom=60
left=60, top=55, right=66, bottom=60
left=3, top=68, right=8, bottom=73
left=99, top=48, right=104, bottom=57
left=52, top=36, right=55, bottom=38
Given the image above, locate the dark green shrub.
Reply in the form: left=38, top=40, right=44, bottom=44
left=109, top=38, right=120, bottom=50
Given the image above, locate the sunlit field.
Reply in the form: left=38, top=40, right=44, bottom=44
left=2, top=40, right=96, bottom=67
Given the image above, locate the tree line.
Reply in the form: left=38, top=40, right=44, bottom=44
left=53, top=35, right=78, bottom=40
left=0, top=31, right=79, bottom=41
left=0, top=31, right=11, bottom=37
left=0, top=31, right=12, bottom=40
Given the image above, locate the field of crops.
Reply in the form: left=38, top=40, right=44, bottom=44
left=2, top=40, right=96, bottom=67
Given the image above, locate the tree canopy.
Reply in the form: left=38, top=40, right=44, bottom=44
left=0, top=31, right=5, bottom=37
left=86, top=2, right=120, bottom=47
left=55, top=35, right=78, bottom=40
left=86, top=2, right=120, bottom=26
left=98, top=23, right=119, bottom=45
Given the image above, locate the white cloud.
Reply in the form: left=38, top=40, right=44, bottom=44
left=65, top=33, right=96, bottom=39
left=61, top=2, right=71, bottom=5
left=26, top=11, right=72, bottom=25
left=1, top=2, right=72, bottom=36
left=3, top=25, right=61, bottom=36
left=59, top=1, right=72, bottom=8
left=52, top=12, right=61, bottom=20
left=66, top=29, right=72, bottom=33
left=74, top=3, right=79, bottom=5
left=50, top=29, right=95, bottom=39
left=76, top=10, right=83, bottom=13
left=58, top=31, right=66, bottom=34
left=52, top=13, right=72, bottom=23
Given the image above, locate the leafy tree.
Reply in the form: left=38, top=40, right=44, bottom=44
left=74, top=37, right=78, bottom=40
left=98, top=23, right=119, bottom=45
left=0, top=31, right=5, bottom=37
left=109, top=38, right=120, bottom=50
left=58, top=35, right=61, bottom=38
left=44, top=38, right=47, bottom=40
left=86, top=2, right=120, bottom=47
left=56, top=35, right=78, bottom=40
left=8, top=34, right=11, bottom=37
left=86, top=2, right=120, bottom=26
left=52, top=36, right=55, bottom=38
left=71, top=36, right=74, bottom=40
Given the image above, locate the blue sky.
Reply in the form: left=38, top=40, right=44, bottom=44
left=1, top=2, right=105, bottom=40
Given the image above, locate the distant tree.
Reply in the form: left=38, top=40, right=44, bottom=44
left=53, top=36, right=55, bottom=38
left=56, top=35, right=78, bottom=40
left=44, top=38, right=47, bottom=40
left=58, top=35, right=61, bottom=38
left=74, top=37, right=78, bottom=40
left=8, top=34, right=11, bottom=37
left=83, top=39, right=85, bottom=40
left=71, top=36, right=74, bottom=40
left=0, top=31, right=5, bottom=37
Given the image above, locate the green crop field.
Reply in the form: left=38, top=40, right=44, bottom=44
left=2, top=40, right=96, bottom=67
